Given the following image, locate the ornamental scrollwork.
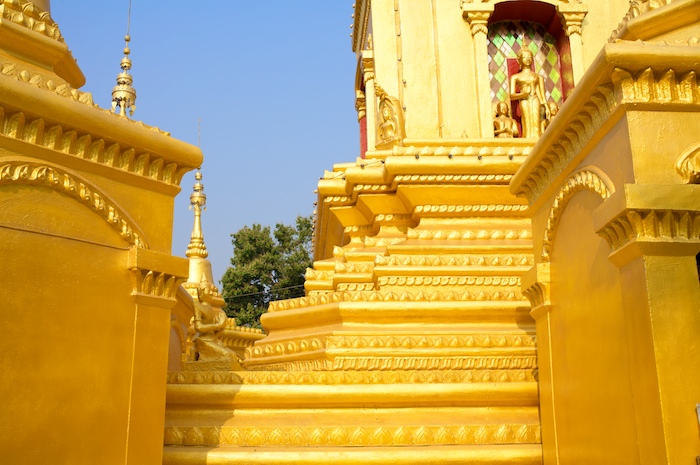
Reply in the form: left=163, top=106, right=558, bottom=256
left=542, top=169, right=612, bottom=262
left=0, top=162, right=148, bottom=248
left=676, top=144, right=700, bottom=184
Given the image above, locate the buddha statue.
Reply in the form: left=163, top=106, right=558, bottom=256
left=375, top=83, right=405, bottom=149
left=510, top=48, right=549, bottom=138
left=540, top=101, right=559, bottom=133
left=493, top=101, right=519, bottom=138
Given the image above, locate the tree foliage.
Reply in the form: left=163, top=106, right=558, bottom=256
left=221, top=215, right=313, bottom=330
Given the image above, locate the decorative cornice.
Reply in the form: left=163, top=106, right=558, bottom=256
left=167, top=369, right=537, bottom=385
left=542, top=170, right=612, bottom=261
left=131, top=269, right=183, bottom=299
left=268, top=289, right=527, bottom=312
left=611, top=67, right=700, bottom=105
left=676, top=144, right=700, bottom=183
left=164, top=423, right=541, bottom=447
left=510, top=83, right=616, bottom=205
left=609, top=0, right=675, bottom=41
left=129, top=248, right=189, bottom=303
left=351, top=0, right=371, bottom=53
left=0, top=162, right=148, bottom=247
left=512, top=33, right=700, bottom=204
left=0, top=0, right=63, bottom=42
left=597, top=209, right=700, bottom=253
left=1, top=59, right=94, bottom=105
left=0, top=102, right=193, bottom=189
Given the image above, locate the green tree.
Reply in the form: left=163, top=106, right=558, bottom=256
left=222, top=215, right=313, bottom=330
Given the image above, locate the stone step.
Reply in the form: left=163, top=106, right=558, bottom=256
left=163, top=444, right=543, bottom=464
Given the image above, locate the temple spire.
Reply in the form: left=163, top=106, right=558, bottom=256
left=111, top=0, right=136, bottom=117
left=186, top=169, right=208, bottom=258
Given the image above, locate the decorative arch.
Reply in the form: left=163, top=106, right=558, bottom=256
left=0, top=161, right=149, bottom=248
left=542, top=169, right=613, bottom=261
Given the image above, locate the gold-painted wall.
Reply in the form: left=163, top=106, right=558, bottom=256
left=549, top=191, right=639, bottom=464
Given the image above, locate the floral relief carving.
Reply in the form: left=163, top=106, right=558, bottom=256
left=164, top=423, right=541, bottom=447
left=167, top=369, right=536, bottom=385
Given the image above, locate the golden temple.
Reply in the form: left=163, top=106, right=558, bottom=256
left=0, top=0, right=699, bottom=464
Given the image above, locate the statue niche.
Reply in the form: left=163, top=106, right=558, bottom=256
left=375, top=83, right=405, bottom=150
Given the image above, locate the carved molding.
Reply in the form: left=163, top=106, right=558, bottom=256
left=0, top=162, right=148, bottom=247
left=361, top=53, right=375, bottom=85
left=377, top=275, right=521, bottom=287
left=597, top=209, right=700, bottom=252
left=167, top=369, right=537, bottom=385
left=351, top=0, right=372, bottom=53
left=407, top=228, right=531, bottom=241
left=559, top=11, right=586, bottom=36
left=164, top=423, right=541, bottom=447
left=0, top=0, right=63, bottom=42
left=380, top=254, right=533, bottom=267
left=268, top=288, right=527, bottom=312
left=676, top=144, right=700, bottom=184
left=247, top=355, right=538, bottom=372
left=130, top=269, right=183, bottom=299
left=355, top=89, right=366, bottom=121
left=0, top=104, right=186, bottom=186
left=521, top=263, right=552, bottom=315
left=513, top=83, right=616, bottom=204
left=542, top=170, right=612, bottom=261
left=609, top=0, right=676, bottom=41
left=395, top=173, right=513, bottom=183
left=0, top=59, right=93, bottom=105
left=396, top=144, right=531, bottom=158
left=414, top=204, right=528, bottom=216
left=247, top=332, right=537, bottom=364
left=463, top=11, right=491, bottom=36
left=611, top=67, right=700, bottom=105
left=515, top=66, right=700, bottom=205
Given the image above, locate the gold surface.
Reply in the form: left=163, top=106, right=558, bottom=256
left=3, top=0, right=699, bottom=463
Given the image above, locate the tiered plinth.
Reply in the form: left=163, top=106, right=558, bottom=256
left=164, top=371, right=541, bottom=464
left=164, top=142, right=541, bottom=463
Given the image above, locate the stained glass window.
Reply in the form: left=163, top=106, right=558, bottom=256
left=488, top=21, right=563, bottom=106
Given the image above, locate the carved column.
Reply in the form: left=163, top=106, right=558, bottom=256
left=462, top=4, right=494, bottom=138
left=557, top=5, right=588, bottom=86
left=594, top=184, right=700, bottom=464
left=521, top=263, right=559, bottom=465
left=362, top=50, right=376, bottom=152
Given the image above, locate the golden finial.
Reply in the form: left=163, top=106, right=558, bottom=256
left=112, top=0, right=136, bottom=117
left=187, top=169, right=208, bottom=258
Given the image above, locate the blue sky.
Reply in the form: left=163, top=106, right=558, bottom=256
left=52, top=2, right=360, bottom=284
